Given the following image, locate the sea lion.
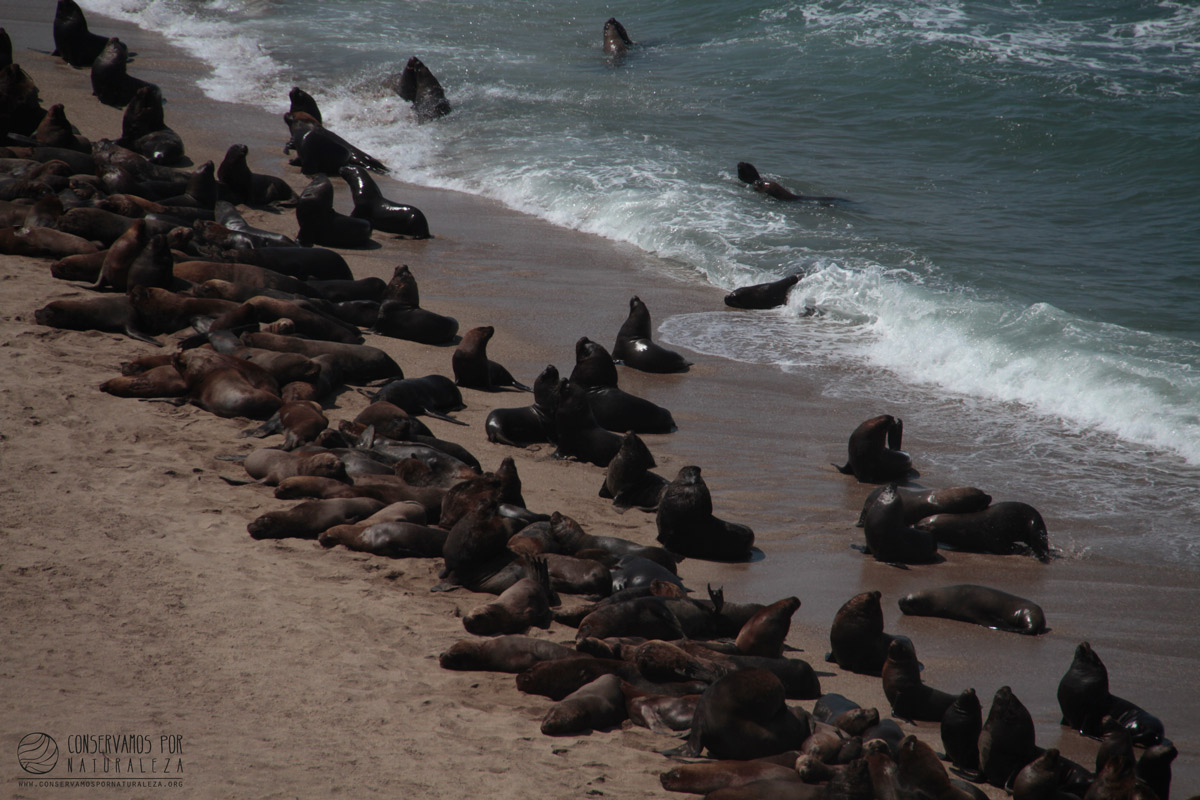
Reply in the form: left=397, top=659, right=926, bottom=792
left=612, top=295, right=692, bottom=373
left=736, top=162, right=848, bottom=204
left=576, top=596, right=685, bottom=642
left=602, top=18, right=632, bottom=61
left=896, top=736, right=978, bottom=800
left=0, top=225, right=99, bottom=260
left=373, top=375, right=465, bottom=424
left=240, top=400, right=328, bottom=448
left=452, top=326, right=530, bottom=392
left=438, top=635, right=576, bottom=673
left=880, top=638, right=956, bottom=722
left=1136, top=742, right=1176, bottom=800
left=173, top=348, right=282, bottom=419
left=551, top=378, right=623, bottom=466
left=598, top=431, right=669, bottom=512
left=294, top=172, right=372, bottom=248
left=215, top=201, right=298, bottom=248
left=34, top=294, right=157, bottom=344
left=288, top=86, right=321, bottom=124
left=91, top=38, right=157, bottom=107
left=680, top=669, right=813, bottom=760
left=811, top=695, right=879, bottom=737
left=247, top=497, right=384, bottom=540
left=856, top=485, right=992, bottom=527
left=540, top=673, right=627, bottom=736
left=941, top=688, right=983, bottom=775
left=372, top=264, right=458, bottom=344
left=570, top=337, right=676, bottom=433
left=127, top=286, right=239, bottom=335
left=389, top=56, right=451, bottom=122
left=835, top=415, right=914, bottom=483
left=1011, top=747, right=1063, bottom=800
left=317, top=520, right=446, bottom=558
left=225, top=245, right=352, bottom=281
left=724, top=274, right=800, bottom=310
left=33, top=104, right=89, bottom=152
left=656, top=465, right=754, bottom=561
left=241, top=449, right=348, bottom=487
left=914, top=502, right=1051, bottom=560
left=52, top=0, right=110, bottom=68
left=217, top=143, right=297, bottom=206
left=625, top=685, right=702, bottom=734
left=861, top=483, right=939, bottom=564
left=339, top=165, right=429, bottom=238
left=173, top=260, right=313, bottom=298
left=735, top=596, right=800, bottom=659
left=485, top=364, right=559, bottom=447
left=100, top=364, right=187, bottom=398
left=283, top=111, right=387, bottom=175
left=0, top=64, right=48, bottom=138
left=117, top=85, right=183, bottom=165
left=462, top=557, right=556, bottom=635
left=979, top=686, right=1037, bottom=788
left=898, top=585, right=1046, bottom=635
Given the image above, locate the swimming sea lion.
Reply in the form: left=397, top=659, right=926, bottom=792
left=339, top=165, right=429, bottom=238
left=612, top=295, right=692, bottom=373
left=860, top=483, right=939, bottom=564
left=53, top=0, right=110, bottom=68
left=835, top=414, right=914, bottom=483
left=389, top=56, right=451, bottom=122
left=91, top=38, right=157, bottom=107
left=217, top=143, right=297, bottom=206
left=898, top=584, right=1046, bottom=635
left=881, top=638, right=956, bottom=722
left=724, top=274, right=800, bottom=310
left=736, top=162, right=848, bottom=204
left=914, top=502, right=1050, bottom=560
left=602, top=18, right=632, bottom=61
left=656, top=465, right=754, bottom=561
left=294, top=172, right=372, bottom=248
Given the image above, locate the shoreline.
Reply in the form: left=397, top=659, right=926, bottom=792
left=2, top=3, right=1197, bottom=797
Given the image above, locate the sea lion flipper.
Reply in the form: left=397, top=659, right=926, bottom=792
left=424, top=408, right=467, bottom=426
left=834, top=461, right=854, bottom=475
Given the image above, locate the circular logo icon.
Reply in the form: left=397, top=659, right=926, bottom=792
left=17, top=733, right=59, bottom=775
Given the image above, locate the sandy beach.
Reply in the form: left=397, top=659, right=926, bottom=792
left=2, top=3, right=1197, bottom=798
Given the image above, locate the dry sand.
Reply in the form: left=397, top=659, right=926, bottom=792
left=1, top=4, right=1195, bottom=798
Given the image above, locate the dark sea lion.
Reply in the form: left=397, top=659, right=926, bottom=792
left=128, top=286, right=239, bottom=335
left=33, top=104, right=89, bottom=152
left=294, top=172, right=372, bottom=248
left=941, top=688, right=983, bottom=776
left=1136, top=742, right=1176, bottom=800
left=0, top=225, right=99, bottom=259
left=608, top=555, right=682, bottom=592
left=598, top=431, right=669, bottom=512
left=0, top=28, right=10, bottom=70
left=0, top=64, right=48, bottom=138
left=117, top=85, right=183, bottom=165
left=540, top=673, right=627, bottom=736
left=570, top=337, right=676, bottom=433
left=896, top=736, right=978, bottom=800
left=225, top=245, right=351, bottom=281
left=339, top=165, right=429, bottom=238
left=215, top=201, right=298, bottom=248
left=735, top=596, right=800, bottom=658
left=247, top=497, right=384, bottom=540
left=485, top=364, right=559, bottom=447
left=389, top=56, right=451, bottom=122
left=880, top=638, right=956, bottom=722
left=915, top=502, right=1050, bottom=560
left=452, top=326, right=530, bottom=392
left=173, top=260, right=313, bottom=297
left=602, top=18, right=632, bottom=61
left=373, top=375, right=465, bottom=423
left=861, top=483, right=939, bottom=564
left=372, top=264, right=458, bottom=343
left=283, top=111, right=387, bottom=175
left=288, top=86, right=321, bottom=124
left=1105, top=697, right=1165, bottom=748
left=551, top=378, right=622, bottom=466
left=440, top=635, right=580, bottom=675
left=656, top=466, right=754, bottom=561
left=217, top=143, right=297, bottom=205
left=898, top=584, right=1046, bottom=635
left=724, top=274, right=800, bottom=310
left=34, top=293, right=157, bottom=344
left=835, top=414, right=914, bottom=483
left=308, top=276, right=385, bottom=303
left=979, top=685, right=1037, bottom=788
left=811, top=696, right=878, bottom=738
left=463, top=557, right=556, bottom=635
left=857, top=485, right=992, bottom=527
left=612, top=295, right=692, bottom=373
left=576, top=596, right=684, bottom=642
left=681, top=668, right=813, bottom=760
left=91, top=38, right=157, bottom=107
left=736, top=162, right=848, bottom=204
left=318, top=520, right=446, bottom=558
left=1011, top=747, right=1063, bottom=800
left=53, top=0, right=110, bottom=68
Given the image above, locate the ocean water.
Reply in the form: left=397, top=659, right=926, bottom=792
left=85, top=0, right=1200, bottom=564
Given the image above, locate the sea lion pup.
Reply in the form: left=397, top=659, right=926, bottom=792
left=372, top=264, right=457, bottom=343
left=540, top=673, right=628, bottom=736
left=623, top=683, right=702, bottom=734
left=462, top=556, right=557, bottom=635
left=217, top=143, right=297, bottom=206
left=856, top=485, right=992, bottom=527
left=52, top=0, right=110, bottom=68
left=898, top=584, right=1047, bottom=635
left=288, top=86, right=321, bottom=124
left=835, top=414, right=914, bottom=483
left=294, top=172, right=372, bottom=248
left=116, top=85, right=183, bottom=165
left=914, top=501, right=1051, bottom=561
left=679, top=668, right=813, bottom=760
left=598, top=431, right=669, bottom=512
left=34, top=294, right=158, bottom=345
left=656, top=465, right=755, bottom=561
left=941, top=688, right=983, bottom=776
left=612, top=295, right=693, bottom=373
left=389, top=56, right=451, bottom=122
left=373, top=375, right=465, bottom=424
left=979, top=685, right=1037, bottom=788
left=551, top=378, right=623, bottom=466
left=724, top=273, right=801, bottom=310
left=33, top=104, right=90, bottom=152
left=339, top=165, right=429, bottom=238
left=247, top=497, right=385, bottom=540
left=602, top=17, right=633, bottom=61
left=283, top=111, right=388, bottom=175
left=570, top=337, right=676, bottom=433
left=735, top=596, right=800, bottom=658
left=881, top=638, right=956, bottom=722
left=91, top=38, right=157, bottom=108
left=485, top=364, right=559, bottom=447
left=811, top=694, right=879, bottom=737
left=861, top=483, right=939, bottom=564
left=438, top=635, right=576, bottom=673
left=452, top=326, right=531, bottom=392
left=318, top=519, right=446, bottom=558
left=736, top=162, right=848, bottom=204
left=240, top=400, right=329, bottom=449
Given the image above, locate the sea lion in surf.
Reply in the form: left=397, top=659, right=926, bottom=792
left=452, top=326, right=531, bottom=392
left=283, top=111, right=387, bottom=175
left=53, top=0, right=111, bottom=68
left=835, top=414, right=915, bottom=483
left=288, top=86, right=321, bottom=124
left=898, top=584, right=1046, bottom=635
left=856, top=484, right=992, bottom=526
left=612, top=295, right=692, bottom=373
left=217, top=143, right=297, bottom=206
left=388, top=56, right=451, bottom=122
left=914, top=502, right=1051, bottom=560
left=339, top=164, right=429, bottom=238
left=294, top=172, right=373, bottom=249
left=656, top=465, right=754, bottom=561
left=724, top=274, right=800, bottom=310
left=602, top=18, right=632, bottom=62
left=880, top=638, right=956, bottom=722
left=736, top=162, right=848, bottom=204
left=91, top=38, right=157, bottom=107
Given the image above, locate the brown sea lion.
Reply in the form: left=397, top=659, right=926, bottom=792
left=979, top=685, right=1037, bottom=788
left=603, top=18, right=632, bottom=61
left=881, top=638, right=956, bottom=722
left=438, top=635, right=576, bottom=673
left=174, top=348, right=282, bottom=419
left=623, top=684, right=701, bottom=733
left=247, top=496, right=385, bottom=540
left=128, top=286, right=239, bottom=335
left=899, top=584, right=1046, bottom=635
left=317, top=519, right=446, bottom=558
left=915, top=502, right=1051, bottom=560
left=242, top=448, right=346, bottom=485
left=34, top=293, right=157, bottom=344
left=576, top=596, right=685, bottom=642
left=240, top=400, right=328, bottom=448
left=100, top=363, right=187, bottom=398
left=612, top=295, right=692, bottom=373
left=735, top=596, right=800, bottom=658
left=241, top=331, right=402, bottom=383
left=836, top=415, right=914, bottom=483
left=540, top=673, right=627, bottom=736
left=462, top=557, right=556, bottom=635
left=656, top=465, right=755, bottom=561
left=680, top=669, right=813, bottom=760
left=827, top=591, right=904, bottom=675
left=33, top=104, right=89, bottom=152
left=0, top=224, right=99, bottom=259
left=660, top=756, right=801, bottom=795
left=452, top=326, right=530, bottom=392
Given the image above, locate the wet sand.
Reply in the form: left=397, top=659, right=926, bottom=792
left=2, top=3, right=1197, bottom=797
